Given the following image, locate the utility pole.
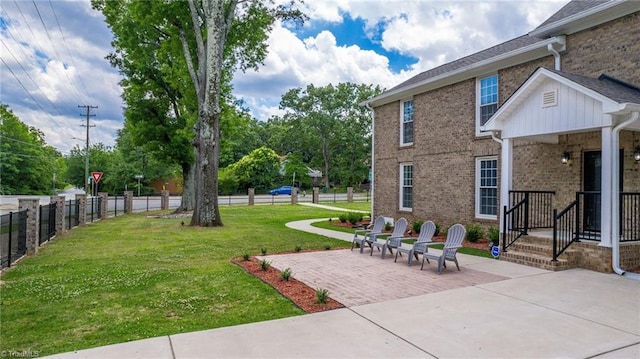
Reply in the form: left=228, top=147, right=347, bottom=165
left=79, top=105, right=97, bottom=194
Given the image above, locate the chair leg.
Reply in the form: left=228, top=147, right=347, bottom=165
left=454, top=257, right=460, bottom=271
left=437, top=257, right=445, bottom=274
left=421, top=255, right=426, bottom=270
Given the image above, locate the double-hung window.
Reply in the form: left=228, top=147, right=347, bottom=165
left=399, top=163, right=413, bottom=211
left=477, top=74, right=498, bottom=135
left=400, top=99, right=414, bottom=145
left=476, top=157, right=498, bottom=218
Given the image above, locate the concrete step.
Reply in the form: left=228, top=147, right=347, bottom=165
left=500, top=250, right=575, bottom=271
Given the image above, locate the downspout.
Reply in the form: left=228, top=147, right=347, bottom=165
left=490, top=130, right=502, bottom=144
left=547, top=35, right=565, bottom=71
left=365, top=102, right=375, bottom=218
left=611, top=111, right=639, bottom=276
left=547, top=44, right=561, bottom=71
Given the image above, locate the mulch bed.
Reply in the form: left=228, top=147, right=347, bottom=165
left=232, top=256, right=344, bottom=313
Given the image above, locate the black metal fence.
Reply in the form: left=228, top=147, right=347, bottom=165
left=65, top=200, right=80, bottom=230
left=553, top=199, right=579, bottom=261
left=0, top=210, right=27, bottom=269
left=39, top=202, right=56, bottom=246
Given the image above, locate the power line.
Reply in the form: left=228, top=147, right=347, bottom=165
left=48, top=0, right=91, bottom=103
left=0, top=56, right=75, bottom=139
left=79, top=105, right=97, bottom=193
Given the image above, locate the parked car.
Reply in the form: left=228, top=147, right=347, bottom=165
left=269, top=185, right=298, bottom=195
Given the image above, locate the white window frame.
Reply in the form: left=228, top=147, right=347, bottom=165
left=476, top=74, right=498, bottom=137
left=400, top=99, right=414, bottom=146
left=475, top=156, right=498, bottom=219
left=399, top=163, right=413, bottom=211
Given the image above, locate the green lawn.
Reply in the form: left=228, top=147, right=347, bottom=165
left=317, top=201, right=371, bottom=212
left=0, top=205, right=349, bottom=356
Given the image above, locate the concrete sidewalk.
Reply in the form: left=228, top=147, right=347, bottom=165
left=44, top=219, right=640, bottom=359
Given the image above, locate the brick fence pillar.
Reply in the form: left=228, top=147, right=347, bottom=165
left=76, top=194, right=87, bottom=225
left=312, top=187, right=319, bottom=204
left=248, top=188, right=255, bottom=206
left=347, top=187, right=354, bottom=203
left=161, top=190, right=170, bottom=210
left=124, top=191, right=134, bottom=214
left=291, top=188, right=298, bottom=205
left=98, top=192, right=108, bottom=219
left=19, top=199, right=39, bottom=254
left=51, top=196, right=65, bottom=234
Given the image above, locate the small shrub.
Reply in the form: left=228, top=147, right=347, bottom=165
left=259, top=259, right=271, bottom=271
left=434, top=222, right=441, bottom=237
left=384, top=222, right=392, bottom=231
left=412, top=219, right=424, bottom=234
left=487, top=226, right=500, bottom=246
left=324, top=243, right=331, bottom=250
left=261, top=247, right=267, bottom=256
left=466, top=223, right=485, bottom=243
left=315, top=288, right=329, bottom=304
left=294, top=245, right=302, bottom=252
left=242, top=253, right=250, bottom=261
left=280, top=268, right=292, bottom=281
left=347, top=212, right=363, bottom=225
left=338, top=214, right=348, bottom=223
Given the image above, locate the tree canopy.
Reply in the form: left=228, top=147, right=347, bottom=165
left=0, top=104, right=64, bottom=195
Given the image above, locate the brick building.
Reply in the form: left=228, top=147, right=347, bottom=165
left=365, top=0, right=640, bottom=272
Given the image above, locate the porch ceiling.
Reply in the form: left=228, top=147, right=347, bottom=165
left=483, top=67, right=640, bottom=140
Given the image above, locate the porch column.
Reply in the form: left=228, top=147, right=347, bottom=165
left=600, top=126, right=613, bottom=247
left=499, top=138, right=513, bottom=236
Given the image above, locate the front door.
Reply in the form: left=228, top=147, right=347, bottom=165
left=582, top=150, right=624, bottom=233
left=583, top=151, right=601, bottom=232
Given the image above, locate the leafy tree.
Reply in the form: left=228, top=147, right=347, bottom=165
left=94, top=0, right=305, bottom=226
left=277, top=83, right=382, bottom=189
left=0, top=104, right=63, bottom=195
left=231, top=146, right=281, bottom=193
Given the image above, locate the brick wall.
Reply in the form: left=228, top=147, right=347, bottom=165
left=373, top=11, right=640, bottom=228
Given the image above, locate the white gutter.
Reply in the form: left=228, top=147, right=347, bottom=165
left=365, top=36, right=566, bottom=107
left=611, top=111, right=639, bottom=276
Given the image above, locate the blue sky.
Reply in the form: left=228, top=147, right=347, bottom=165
left=0, top=0, right=567, bottom=154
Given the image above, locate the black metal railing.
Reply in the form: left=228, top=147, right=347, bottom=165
left=553, top=199, right=579, bottom=261
left=38, top=202, right=56, bottom=245
left=502, top=190, right=555, bottom=251
left=509, top=190, right=556, bottom=230
left=502, top=200, right=526, bottom=251
left=0, top=210, right=28, bottom=269
left=621, top=192, right=640, bottom=242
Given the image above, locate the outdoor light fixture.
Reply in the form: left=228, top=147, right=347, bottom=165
left=561, top=151, right=571, bottom=165
left=634, top=146, right=640, bottom=162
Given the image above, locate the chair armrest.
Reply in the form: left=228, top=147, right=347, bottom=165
left=354, top=229, right=372, bottom=236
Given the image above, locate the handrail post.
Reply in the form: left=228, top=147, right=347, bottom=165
left=523, top=192, right=530, bottom=235
left=502, top=205, right=507, bottom=251
left=552, top=208, right=558, bottom=261
left=575, top=192, right=580, bottom=242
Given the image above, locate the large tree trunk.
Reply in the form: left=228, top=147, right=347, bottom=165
left=176, top=162, right=195, bottom=213
left=190, top=0, right=230, bottom=227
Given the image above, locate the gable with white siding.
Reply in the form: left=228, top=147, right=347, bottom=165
left=483, top=67, right=640, bottom=139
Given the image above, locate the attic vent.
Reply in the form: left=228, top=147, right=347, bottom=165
left=542, top=89, right=558, bottom=108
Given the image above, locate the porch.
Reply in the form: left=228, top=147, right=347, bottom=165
left=500, top=190, right=640, bottom=272
left=481, top=67, right=640, bottom=273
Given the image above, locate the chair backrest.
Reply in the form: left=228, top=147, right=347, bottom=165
left=417, top=221, right=436, bottom=243
left=370, top=216, right=386, bottom=234
left=443, top=223, right=465, bottom=259
left=390, top=218, right=408, bottom=237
